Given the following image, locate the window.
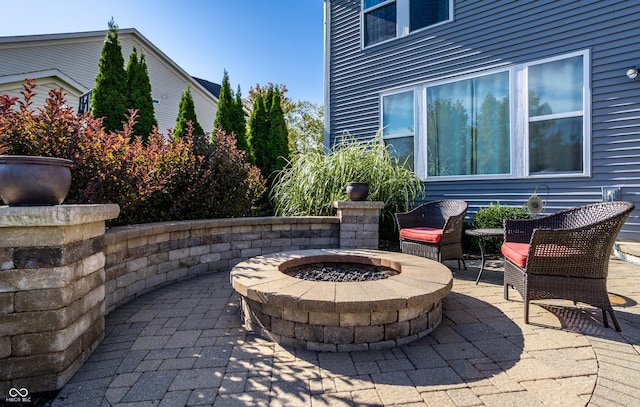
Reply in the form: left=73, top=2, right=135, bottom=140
left=427, top=71, right=510, bottom=176
left=363, top=0, right=452, bottom=47
left=364, top=1, right=396, bottom=47
left=379, top=51, right=589, bottom=180
left=382, top=90, right=415, bottom=169
left=528, top=56, right=584, bottom=174
left=410, top=0, right=450, bottom=32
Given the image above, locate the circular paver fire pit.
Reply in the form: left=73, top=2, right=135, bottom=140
left=230, top=249, right=453, bottom=351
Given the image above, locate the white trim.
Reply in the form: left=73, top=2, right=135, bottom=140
left=0, top=69, right=87, bottom=94
left=583, top=49, right=593, bottom=178
left=324, top=0, right=332, bottom=152
left=528, top=111, right=583, bottom=122
left=514, top=66, right=527, bottom=178
left=397, top=0, right=410, bottom=37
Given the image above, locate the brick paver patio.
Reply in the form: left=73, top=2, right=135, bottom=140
left=51, top=255, right=640, bottom=406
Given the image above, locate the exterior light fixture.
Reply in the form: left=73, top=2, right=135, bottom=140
left=626, top=67, right=639, bottom=80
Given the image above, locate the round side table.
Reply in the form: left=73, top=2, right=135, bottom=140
left=465, top=228, right=504, bottom=284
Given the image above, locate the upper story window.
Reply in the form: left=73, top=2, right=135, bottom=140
left=363, top=0, right=452, bottom=48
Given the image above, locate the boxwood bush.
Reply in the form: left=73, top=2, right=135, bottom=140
left=470, top=202, right=531, bottom=229
left=468, top=202, right=531, bottom=253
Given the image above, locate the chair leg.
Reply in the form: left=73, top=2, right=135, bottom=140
left=504, top=281, right=509, bottom=300
left=523, top=295, right=530, bottom=324
left=602, top=309, right=609, bottom=329
left=605, top=309, right=622, bottom=332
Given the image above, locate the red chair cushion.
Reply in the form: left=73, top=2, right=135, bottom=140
left=501, top=242, right=529, bottom=267
left=502, top=242, right=587, bottom=268
left=399, top=227, right=443, bottom=243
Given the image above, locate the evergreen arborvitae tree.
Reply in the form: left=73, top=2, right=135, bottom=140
left=214, top=70, right=249, bottom=152
left=91, top=19, right=128, bottom=132
left=213, top=70, right=234, bottom=132
left=232, top=85, right=249, bottom=151
left=268, top=89, right=290, bottom=174
left=174, top=85, right=205, bottom=141
left=247, top=93, right=270, bottom=172
left=126, top=47, right=157, bottom=140
left=264, top=86, right=274, bottom=116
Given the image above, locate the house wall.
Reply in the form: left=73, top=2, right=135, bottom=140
left=0, top=75, right=82, bottom=111
left=0, top=30, right=217, bottom=135
left=325, top=0, right=640, bottom=239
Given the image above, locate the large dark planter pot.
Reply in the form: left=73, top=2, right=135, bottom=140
left=346, top=182, right=369, bottom=201
left=0, top=155, right=72, bottom=206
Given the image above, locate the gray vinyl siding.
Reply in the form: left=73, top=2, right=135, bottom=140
left=0, top=31, right=217, bottom=135
left=326, top=0, right=640, bottom=240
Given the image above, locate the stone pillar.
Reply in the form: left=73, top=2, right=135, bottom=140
left=0, top=204, right=119, bottom=395
left=334, top=201, right=384, bottom=249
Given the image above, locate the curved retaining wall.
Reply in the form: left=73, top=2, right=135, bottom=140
left=1, top=201, right=382, bottom=394
left=104, top=217, right=340, bottom=314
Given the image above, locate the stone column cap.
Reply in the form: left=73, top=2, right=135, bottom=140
left=0, top=204, right=120, bottom=227
left=333, top=201, right=385, bottom=210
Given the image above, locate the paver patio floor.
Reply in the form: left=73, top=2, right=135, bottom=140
left=51, top=256, right=640, bottom=406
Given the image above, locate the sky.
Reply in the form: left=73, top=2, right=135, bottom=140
left=1, top=0, right=325, bottom=104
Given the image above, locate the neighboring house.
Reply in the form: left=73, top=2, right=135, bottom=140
left=324, top=0, right=640, bottom=240
left=0, top=29, right=219, bottom=134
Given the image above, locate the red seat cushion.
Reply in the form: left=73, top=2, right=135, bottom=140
left=399, top=227, right=443, bottom=243
left=501, top=242, right=530, bottom=267
left=502, top=242, right=587, bottom=268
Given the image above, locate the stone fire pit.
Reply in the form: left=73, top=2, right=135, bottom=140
left=230, top=249, right=453, bottom=351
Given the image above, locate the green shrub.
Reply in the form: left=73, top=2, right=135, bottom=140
left=146, top=128, right=265, bottom=222
left=270, top=134, right=423, bottom=239
left=0, top=79, right=265, bottom=226
left=470, top=202, right=531, bottom=229
left=469, top=202, right=531, bottom=253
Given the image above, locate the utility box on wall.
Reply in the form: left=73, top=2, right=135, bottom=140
left=602, top=187, right=621, bottom=202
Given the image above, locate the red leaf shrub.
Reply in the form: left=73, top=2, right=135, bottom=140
left=0, top=79, right=265, bottom=225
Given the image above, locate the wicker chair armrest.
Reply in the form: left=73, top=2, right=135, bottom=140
left=440, top=212, right=466, bottom=245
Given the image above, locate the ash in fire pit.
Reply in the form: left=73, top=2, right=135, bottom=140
left=285, top=262, right=398, bottom=282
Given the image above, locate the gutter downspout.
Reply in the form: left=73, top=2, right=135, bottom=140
left=323, top=0, right=331, bottom=153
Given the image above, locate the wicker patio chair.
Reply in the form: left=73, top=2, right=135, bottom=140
left=395, top=200, right=468, bottom=269
left=502, top=201, right=634, bottom=331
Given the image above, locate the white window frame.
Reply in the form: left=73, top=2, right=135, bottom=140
left=380, top=88, right=419, bottom=170
left=361, top=0, right=454, bottom=49
left=520, top=50, right=591, bottom=179
left=379, top=50, right=591, bottom=181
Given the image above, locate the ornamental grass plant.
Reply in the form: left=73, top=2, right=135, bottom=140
left=270, top=134, right=423, bottom=238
